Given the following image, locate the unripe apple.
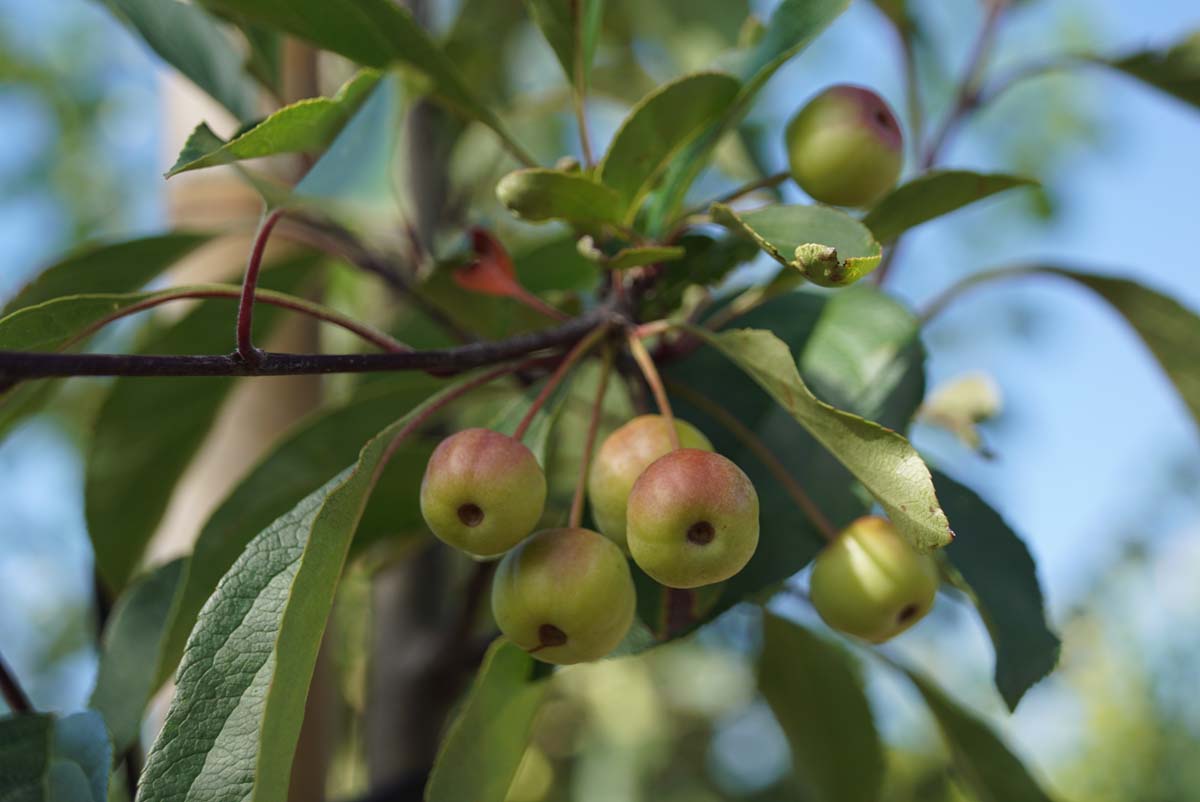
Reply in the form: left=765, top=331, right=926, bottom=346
left=420, top=428, right=547, bottom=558
left=492, top=527, right=636, bottom=664
left=809, top=515, right=938, bottom=643
left=625, top=449, right=759, bottom=588
left=587, top=415, right=713, bottom=550
left=785, top=84, right=903, bottom=207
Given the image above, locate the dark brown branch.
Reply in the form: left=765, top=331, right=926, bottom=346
left=0, top=651, right=33, bottom=714
left=0, top=308, right=618, bottom=380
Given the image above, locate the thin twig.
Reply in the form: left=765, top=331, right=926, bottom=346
left=669, top=379, right=837, bottom=540
left=918, top=265, right=1041, bottom=325
left=513, top=323, right=609, bottom=440
left=571, top=0, right=595, bottom=167
left=0, top=307, right=616, bottom=381
left=569, top=347, right=612, bottom=528
left=0, top=651, right=33, bottom=714
left=626, top=332, right=679, bottom=449
left=236, top=208, right=286, bottom=365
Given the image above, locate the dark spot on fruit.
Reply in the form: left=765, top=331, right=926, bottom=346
left=687, top=521, right=716, bottom=545
left=538, top=624, right=568, bottom=648
left=457, top=503, right=484, bottom=527
left=875, top=109, right=892, bottom=129
left=897, top=603, right=920, bottom=624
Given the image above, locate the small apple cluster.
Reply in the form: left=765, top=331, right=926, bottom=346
left=420, top=412, right=938, bottom=665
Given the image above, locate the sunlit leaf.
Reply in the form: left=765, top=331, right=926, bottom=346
left=598, top=72, right=741, bottom=219
left=863, top=171, right=1037, bottom=243
left=425, top=639, right=549, bottom=802
left=167, top=71, right=381, bottom=177
left=497, top=168, right=625, bottom=227
left=712, top=202, right=882, bottom=286
left=682, top=322, right=950, bottom=551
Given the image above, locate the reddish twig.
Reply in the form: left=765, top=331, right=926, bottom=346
left=569, top=347, right=613, bottom=528
left=236, top=208, right=286, bottom=365
left=513, top=323, right=609, bottom=440
left=626, top=332, right=679, bottom=449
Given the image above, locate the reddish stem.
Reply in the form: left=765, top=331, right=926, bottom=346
left=626, top=332, right=679, bottom=449
left=513, top=324, right=608, bottom=440
left=236, top=208, right=285, bottom=365
left=569, top=348, right=612, bottom=529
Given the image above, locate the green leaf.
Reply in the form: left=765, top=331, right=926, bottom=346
left=681, top=322, right=951, bottom=551
left=197, top=0, right=531, bottom=162
left=2, top=233, right=211, bottom=317
left=425, top=639, right=550, bottom=802
left=936, top=267, right=1200, bottom=428
left=97, top=0, right=259, bottom=122
left=1106, top=30, right=1200, bottom=109
left=497, top=168, right=625, bottom=227
left=0, top=713, right=112, bottom=802
left=577, top=239, right=685, bottom=271
left=167, top=70, right=381, bottom=177
left=712, top=202, right=883, bottom=287
left=156, top=379, right=442, bottom=683
left=139, top=376, right=483, bottom=802
left=85, top=261, right=313, bottom=592
left=598, top=72, right=741, bottom=219
left=640, top=234, right=759, bottom=319
left=760, top=613, right=884, bottom=802
left=1047, top=269, right=1200, bottom=427
left=647, top=0, right=850, bottom=229
left=524, top=0, right=604, bottom=90
left=666, top=288, right=925, bottom=632
left=905, top=669, right=1055, bottom=802
left=863, top=171, right=1037, bottom=243
left=935, top=472, right=1060, bottom=711
left=90, top=558, right=187, bottom=754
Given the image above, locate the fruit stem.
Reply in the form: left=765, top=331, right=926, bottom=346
left=374, top=359, right=532, bottom=480
left=668, top=379, right=837, bottom=540
left=0, top=650, right=34, bottom=714
left=569, top=347, right=613, bottom=528
left=513, top=323, right=609, bottom=440
left=236, top=208, right=286, bottom=366
left=627, top=332, right=680, bottom=450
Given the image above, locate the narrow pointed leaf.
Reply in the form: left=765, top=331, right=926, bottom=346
left=167, top=70, right=381, bottom=177
left=598, top=72, right=741, bottom=218
left=139, top=377, right=482, bottom=802
left=85, top=260, right=313, bottom=592
left=647, top=0, right=850, bottom=228
left=425, top=639, right=550, bottom=802
left=197, top=0, right=531, bottom=161
left=682, top=323, right=951, bottom=551
left=712, top=202, right=882, bottom=287
left=524, top=0, right=604, bottom=90
left=906, top=669, right=1056, bottom=802
left=1106, top=31, right=1200, bottom=109
left=935, top=472, right=1060, bottom=710
left=97, top=0, right=259, bottom=122
left=760, top=614, right=883, bottom=802
left=863, top=171, right=1037, bottom=243
left=2, top=233, right=211, bottom=317
left=156, top=379, right=442, bottom=683
left=497, top=168, right=625, bottom=227
left=89, top=558, right=188, bottom=754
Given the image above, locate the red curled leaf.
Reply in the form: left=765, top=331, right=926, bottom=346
left=456, top=228, right=521, bottom=298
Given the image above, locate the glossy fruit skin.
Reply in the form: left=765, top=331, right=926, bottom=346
left=587, top=415, right=713, bottom=550
left=625, top=449, right=759, bottom=589
left=419, top=428, right=547, bottom=558
left=785, top=84, right=903, bottom=207
left=492, top=528, right=636, bottom=665
left=809, top=515, right=938, bottom=643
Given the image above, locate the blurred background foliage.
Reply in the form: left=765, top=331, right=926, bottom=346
left=1, top=0, right=1198, bottom=800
